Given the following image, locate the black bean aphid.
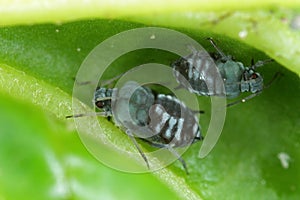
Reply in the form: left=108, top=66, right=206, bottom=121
left=172, top=38, right=279, bottom=107
left=67, top=81, right=203, bottom=173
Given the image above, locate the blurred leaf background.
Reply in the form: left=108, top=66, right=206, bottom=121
left=0, top=0, right=299, bottom=200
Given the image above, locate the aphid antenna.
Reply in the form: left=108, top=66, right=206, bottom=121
left=251, top=58, right=274, bottom=69
left=226, top=91, right=262, bottom=107
left=207, top=38, right=228, bottom=61
left=66, top=112, right=109, bottom=118
left=73, top=73, right=125, bottom=87
left=263, top=72, right=283, bottom=89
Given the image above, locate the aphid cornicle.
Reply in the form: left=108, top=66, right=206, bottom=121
left=172, top=38, right=278, bottom=107
left=68, top=81, right=203, bottom=173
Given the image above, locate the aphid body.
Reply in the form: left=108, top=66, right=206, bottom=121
left=71, top=81, right=203, bottom=173
left=172, top=38, right=274, bottom=106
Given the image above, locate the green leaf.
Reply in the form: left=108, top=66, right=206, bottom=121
left=0, top=1, right=300, bottom=200
left=0, top=0, right=299, bottom=26
left=127, top=9, right=300, bottom=75
left=0, top=65, right=179, bottom=199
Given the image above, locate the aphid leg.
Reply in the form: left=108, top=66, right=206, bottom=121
left=167, top=147, right=189, bottom=174
left=100, top=73, right=124, bottom=87
left=194, top=136, right=204, bottom=141
left=66, top=112, right=110, bottom=118
left=74, top=78, right=95, bottom=86
left=207, top=38, right=228, bottom=61
left=227, top=72, right=281, bottom=107
left=73, top=76, right=100, bottom=86
left=140, top=139, right=189, bottom=174
left=264, top=72, right=283, bottom=89
left=251, top=59, right=274, bottom=69
left=126, top=131, right=150, bottom=169
left=227, top=91, right=262, bottom=107
left=191, top=110, right=205, bottom=114
left=186, top=44, right=198, bottom=55
left=174, top=84, right=186, bottom=90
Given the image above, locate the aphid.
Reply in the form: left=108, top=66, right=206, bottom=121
left=172, top=38, right=279, bottom=107
left=67, top=81, right=203, bottom=173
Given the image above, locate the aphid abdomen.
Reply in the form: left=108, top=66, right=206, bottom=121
left=172, top=50, right=225, bottom=96
left=147, top=94, right=202, bottom=148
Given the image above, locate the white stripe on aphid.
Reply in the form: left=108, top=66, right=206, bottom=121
left=187, top=58, right=194, bottom=79
left=165, top=117, right=177, bottom=139
left=166, top=95, right=172, bottom=101
left=154, top=104, right=164, bottom=115
left=195, top=56, right=202, bottom=71
left=171, top=96, right=181, bottom=105
left=202, top=58, right=210, bottom=73
left=154, top=112, right=170, bottom=133
left=174, top=118, right=184, bottom=140
left=193, top=70, right=200, bottom=80
left=193, top=123, right=198, bottom=135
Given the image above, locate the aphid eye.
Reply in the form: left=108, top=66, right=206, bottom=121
left=96, top=101, right=105, bottom=109
left=251, top=73, right=258, bottom=79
